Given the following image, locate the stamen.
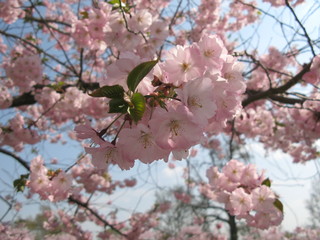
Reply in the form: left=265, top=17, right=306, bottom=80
left=188, top=96, right=203, bottom=108
left=169, top=120, right=180, bottom=136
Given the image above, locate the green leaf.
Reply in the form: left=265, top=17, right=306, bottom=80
left=127, top=60, right=158, bottom=92
left=108, top=0, right=122, bottom=10
left=36, top=1, right=45, bottom=6
left=275, top=121, right=285, bottom=127
left=80, top=11, right=89, bottom=19
left=89, top=85, right=125, bottom=99
left=128, top=93, right=146, bottom=123
left=42, top=57, right=49, bottom=63
left=109, top=98, right=128, bottom=113
left=13, top=174, right=29, bottom=192
left=273, top=199, right=284, bottom=213
left=48, top=81, right=65, bottom=92
left=108, top=0, right=120, bottom=5
left=262, top=178, right=271, bottom=187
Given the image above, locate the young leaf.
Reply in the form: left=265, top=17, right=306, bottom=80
left=128, top=93, right=146, bottom=123
left=80, top=11, right=89, bottom=19
left=127, top=60, right=158, bottom=92
left=273, top=199, right=284, bottom=213
left=109, top=98, right=128, bottom=113
left=48, top=81, right=66, bottom=92
left=89, top=85, right=125, bottom=99
left=262, top=178, right=271, bottom=187
left=108, top=0, right=121, bottom=5
left=13, top=174, right=29, bottom=192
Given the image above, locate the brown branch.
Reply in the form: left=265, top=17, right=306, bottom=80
left=10, top=92, right=36, bottom=108
left=268, top=94, right=304, bottom=105
left=24, top=16, right=72, bottom=28
left=0, top=195, right=12, bottom=221
left=242, top=62, right=312, bottom=107
left=285, top=0, right=316, bottom=57
left=68, top=196, right=129, bottom=239
left=0, top=148, right=30, bottom=171
left=9, top=82, right=100, bottom=108
left=24, top=16, right=71, bottom=35
left=169, top=0, right=183, bottom=31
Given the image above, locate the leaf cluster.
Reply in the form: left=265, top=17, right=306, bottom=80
left=89, top=60, right=157, bottom=123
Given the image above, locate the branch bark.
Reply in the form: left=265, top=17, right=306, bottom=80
left=242, top=62, right=312, bottom=107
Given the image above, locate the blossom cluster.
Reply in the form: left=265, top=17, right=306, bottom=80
left=42, top=209, right=92, bottom=239
left=235, top=100, right=320, bottom=163
left=27, top=154, right=139, bottom=202
left=206, top=159, right=283, bottom=229
left=71, top=1, right=169, bottom=56
left=0, top=0, right=25, bottom=24
left=303, top=55, right=320, bottom=85
left=76, top=33, right=245, bottom=170
left=0, top=113, right=41, bottom=152
left=28, top=156, right=73, bottom=202
left=4, top=52, right=43, bottom=93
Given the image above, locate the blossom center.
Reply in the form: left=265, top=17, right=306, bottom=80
left=204, top=49, right=214, bottom=57
left=181, top=62, right=190, bottom=72
left=188, top=96, right=202, bottom=108
left=224, top=72, right=235, bottom=81
left=105, top=148, right=115, bottom=163
left=139, top=132, right=152, bottom=149
left=169, top=119, right=181, bottom=136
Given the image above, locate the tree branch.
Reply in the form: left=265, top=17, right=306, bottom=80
left=0, top=148, right=30, bottom=171
left=285, top=0, right=316, bottom=57
left=68, top=196, right=129, bottom=239
left=9, top=82, right=100, bottom=108
left=242, top=62, right=312, bottom=107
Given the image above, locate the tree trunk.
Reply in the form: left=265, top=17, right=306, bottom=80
left=228, top=213, right=238, bottom=240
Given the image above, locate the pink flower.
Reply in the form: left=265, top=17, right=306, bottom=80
left=117, top=124, right=170, bottom=164
left=174, top=192, right=191, bottom=203
left=5, top=54, right=43, bottom=92
left=29, top=171, right=50, bottom=197
left=74, top=119, right=104, bottom=145
left=176, top=76, right=217, bottom=124
left=161, top=45, right=202, bottom=86
left=149, top=20, right=169, bottom=42
left=30, top=156, right=47, bottom=175
left=252, top=186, right=276, bottom=212
left=168, top=162, right=176, bottom=169
left=128, top=10, right=153, bottom=32
left=0, top=0, right=25, bottom=24
left=85, top=141, right=134, bottom=170
left=149, top=104, right=203, bottom=151
left=206, top=166, right=223, bottom=189
left=124, top=178, right=137, bottom=187
left=197, top=34, right=227, bottom=72
left=240, top=164, right=265, bottom=188
left=249, top=209, right=283, bottom=229
left=50, top=171, right=72, bottom=201
left=222, top=159, right=245, bottom=182
left=0, top=85, right=12, bottom=109
left=229, top=188, right=253, bottom=216
left=303, top=55, right=320, bottom=84
left=218, top=175, right=240, bottom=192
left=221, top=56, right=246, bottom=94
